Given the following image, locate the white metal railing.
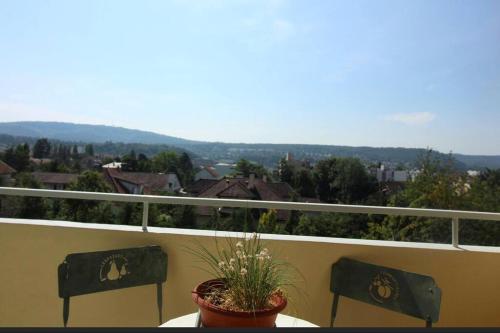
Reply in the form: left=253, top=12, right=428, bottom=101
left=1, top=186, right=500, bottom=246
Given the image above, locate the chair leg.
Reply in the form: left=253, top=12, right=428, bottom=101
left=63, top=297, right=70, bottom=327
left=331, top=293, right=340, bottom=327
left=156, top=283, right=163, bottom=325
left=426, top=318, right=432, bottom=328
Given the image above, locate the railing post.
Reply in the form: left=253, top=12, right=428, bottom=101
left=452, top=217, right=459, bottom=247
left=142, top=201, right=149, bottom=231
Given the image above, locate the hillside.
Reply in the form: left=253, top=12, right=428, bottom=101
left=0, top=121, right=200, bottom=146
left=0, top=133, right=194, bottom=159
left=0, top=121, right=499, bottom=169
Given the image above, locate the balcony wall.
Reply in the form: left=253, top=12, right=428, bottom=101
left=1, top=218, right=500, bottom=327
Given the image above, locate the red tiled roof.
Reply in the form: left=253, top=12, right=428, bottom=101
left=103, top=168, right=128, bottom=194
left=204, top=166, right=220, bottom=179
left=266, top=182, right=295, bottom=199
left=0, top=160, right=16, bottom=175
left=104, top=169, right=178, bottom=194
left=186, top=179, right=218, bottom=196
left=217, top=182, right=255, bottom=199
left=32, top=172, right=78, bottom=184
left=115, top=172, right=163, bottom=186
left=192, top=177, right=295, bottom=221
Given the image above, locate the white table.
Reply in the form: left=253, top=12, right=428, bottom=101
left=161, top=312, right=318, bottom=327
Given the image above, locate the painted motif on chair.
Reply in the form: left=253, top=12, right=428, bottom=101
left=368, top=271, right=400, bottom=303
left=99, top=254, right=130, bottom=281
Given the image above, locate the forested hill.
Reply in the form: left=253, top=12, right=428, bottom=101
left=0, top=121, right=200, bottom=146
left=1, top=121, right=500, bottom=169
left=0, top=134, right=193, bottom=159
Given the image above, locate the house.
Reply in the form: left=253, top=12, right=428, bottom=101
left=79, top=156, right=102, bottom=170
left=29, top=157, right=52, bottom=166
left=0, top=160, right=16, bottom=186
left=370, top=165, right=409, bottom=183
left=102, top=161, right=124, bottom=169
left=103, top=168, right=181, bottom=194
left=283, top=152, right=312, bottom=169
left=195, top=163, right=236, bottom=181
left=32, top=172, right=78, bottom=190
left=187, top=174, right=296, bottom=222
left=195, top=166, right=219, bottom=180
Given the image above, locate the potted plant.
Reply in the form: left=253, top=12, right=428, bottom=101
left=189, top=232, right=295, bottom=327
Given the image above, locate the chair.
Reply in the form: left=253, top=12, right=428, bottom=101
left=58, top=245, right=167, bottom=327
left=330, top=258, right=441, bottom=327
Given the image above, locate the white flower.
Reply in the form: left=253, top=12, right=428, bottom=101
left=236, top=250, right=242, bottom=258
left=229, top=265, right=235, bottom=271
left=218, top=261, right=226, bottom=268
left=229, top=258, right=236, bottom=265
left=260, top=248, right=269, bottom=256
left=240, top=268, right=247, bottom=275
left=236, top=241, right=244, bottom=248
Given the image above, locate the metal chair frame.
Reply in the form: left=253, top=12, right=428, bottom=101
left=58, top=245, right=167, bottom=327
left=330, top=258, right=441, bottom=327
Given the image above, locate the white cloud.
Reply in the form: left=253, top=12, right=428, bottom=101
left=385, top=112, right=436, bottom=125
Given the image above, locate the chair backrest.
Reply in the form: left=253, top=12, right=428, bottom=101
left=58, top=245, right=167, bottom=327
left=330, top=258, right=441, bottom=327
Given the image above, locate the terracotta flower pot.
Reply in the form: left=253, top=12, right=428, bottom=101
left=192, top=279, right=287, bottom=327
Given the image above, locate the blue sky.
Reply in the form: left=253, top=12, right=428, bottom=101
left=0, top=0, right=499, bottom=154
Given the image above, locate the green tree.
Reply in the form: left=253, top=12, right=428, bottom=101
left=59, top=171, right=114, bottom=223
left=314, top=157, right=377, bottom=204
left=172, top=205, right=196, bottom=228
left=137, top=153, right=152, bottom=172
left=33, top=138, right=51, bottom=158
left=85, top=144, right=94, bottom=156
left=293, top=169, right=315, bottom=197
left=178, top=152, right=194, bottom=186
left=152, top=151, right=179, bottom=173
left=6, top=144, right=31, bottom=171
left=278, top=158, right=294, bottom=183
left=258, top=209, right=287, bottom=234
left=122, top=150, right=138, bottom=171
left=13, top=173, right=48, bottom=219
left=459, top=168, right=500, bottom=245
left=365, top=150, right=464, bottom=244
left=234, top=159, right=269, bottom=178
left=294, top=212, right=369, bottom=238
left=156, top=213, right=175, bottom=228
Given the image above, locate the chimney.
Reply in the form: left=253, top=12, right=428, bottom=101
left=225, top=178, right=230, bottom=188
left=248, top=173, right=255, bottom=189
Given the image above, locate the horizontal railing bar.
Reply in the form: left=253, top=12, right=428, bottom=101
left=1, top=186, right=500, bottom=222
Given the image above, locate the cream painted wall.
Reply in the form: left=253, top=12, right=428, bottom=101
left=1, top=219, right=500, bottom=327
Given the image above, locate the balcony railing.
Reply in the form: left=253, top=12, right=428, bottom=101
left=1, top=186, right=500, bottom=247
left=2, top=186, right=500, bottom=326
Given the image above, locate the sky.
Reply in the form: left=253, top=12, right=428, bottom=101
left=0, top=0, right=499, bottom=155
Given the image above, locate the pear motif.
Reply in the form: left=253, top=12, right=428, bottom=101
left=120, top=264, right=128, bottom=277
left=107, top=260, right=120, bottom=281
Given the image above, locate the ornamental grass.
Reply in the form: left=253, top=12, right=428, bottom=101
left=188, top=232, right=297, bottom=312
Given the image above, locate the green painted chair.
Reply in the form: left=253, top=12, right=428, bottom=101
left=330, top=258, right=441, bottom=327
left=58, top=245, right=167, bottom=327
